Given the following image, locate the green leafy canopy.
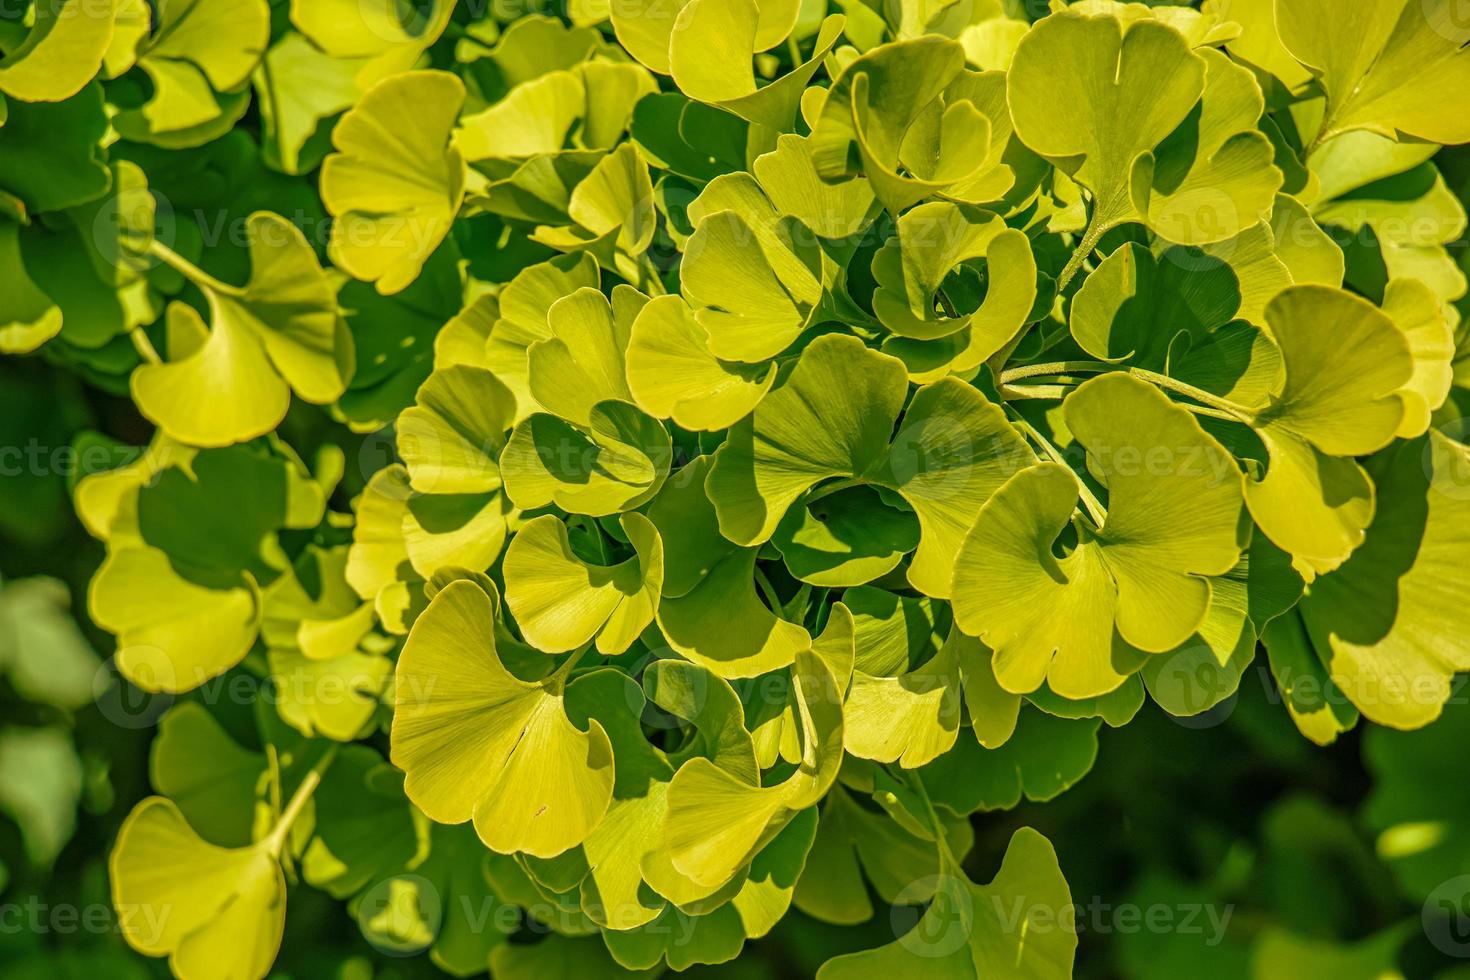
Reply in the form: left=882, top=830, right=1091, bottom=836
left=5, top=0, right=1470, bottom=977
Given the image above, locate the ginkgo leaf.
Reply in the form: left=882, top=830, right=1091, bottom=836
left=148, top=702, right=265, bottom=848
left=321, top=70, right=467, bottom=294
left=269, top=646, right=391, bottom=742
left=532, top=144, right=657, bottom=281
left=680, top=176, right=829, bottom=363
left=670, top=2, right=843, bottom=130
left=456, top=70, right=585, bottom=162
left=923, top=707, right=1102, bottom=813
left=772, top=484, right=920, bottom=588
left=0, top=83, right=111, bottom=213
left=89, top=544, right=260, bottom=694
left=842, top=627, right=981, bottom=769
left=1066, top=0, right=1240, bottom=47
left=290, top=0, right=454, bottom=90
left=252, top=32, right=366, bottom=177
left=793, top=782, right=973, bottom=926
left=1381, top=278, right=1454, bottom=439
left=1008, top=9, right=1205, bottom=232
left=569, top=671, right=675, bottom=932
left=0, top=0, right=118, bottom=103
left=751, top=133, right=878, bottom=241
left=1262, top=608, right=1359, bottom=746
left=816, top=827, right=1076, bottom=979
left=953, top=373, right=1245, bottom=698
left=1070, top=242, right=1241, bottom=367
left=485, top=253, right=602, bottom=417
left=504, top=513, right=664, bottom=655
left=808, top=37, right=995, bottom=213
left=391, top=579, right=615, bottom=858
left=132, top=213, right=353, bottom=448
left=111, top=797, right=285, bottom=980
left=261, top=546, right=375, bottom=662
left=1294, top=433, right=1470, bottom=730
left=500, top=400, right=672, bottom=517
left=301, top=747, right=422, bottom=900
left=1131, top=47, right=1283, bottom=245
left=1212, top=0, right=1312, bottom=92
left=708, top=335, right=908, bottom=546
left=708, top=333, right=1033, bottom=597
left=1244, top=285, right=1411, bottom=575
left=612, top=0, right=800, bottom=76
left=870, top=202, right=1037, bottom=350
left=663, top=641, right=843, bottom=891
left=650, top=457, right=812, bottom=679
left=0, top=220, right=62, bottom=353
left=345, top=464, right=424, bottom=632
left=397, top=364, right=515, bottom=496
left=626, top=294, right=777, bottom=431
left=111, top=0, right=269, bottom=147
left=1276, top=0, right=1470, bottom=145
left=527, top=287, right=637, bottom=427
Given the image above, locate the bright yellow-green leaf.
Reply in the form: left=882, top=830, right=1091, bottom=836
left=111, top=797, right=285, bottom=980
left=1008, top=10, right=1205, bottom=232
left=954, top=373, right=1245, bottom=698
left=391, top=580, right=615, bottom=858
left=132, top=213, right=353, bottom=447
left=1276, top=0, right=1470, bottom=145
left=1244, top=285, right=1411, bottom=575
left=0, top=0, right=118, bottom=103
left=504, top=513, right=664, bottom=655
left=321, top=70, right=467, bottom=294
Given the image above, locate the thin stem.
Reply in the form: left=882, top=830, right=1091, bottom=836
left=1008, top=412, right=1108, bottom=526
left=998, top=362, right=1257, bottom=423
left=999, top=383, right=1076, bottom=401
left=935, top=286, right=960, bottom=319
left=803, top=476, right=865, bottom=507
left=638, top=255, right=668, bottom=297
left=999, top=360, right=1110, bottom=385
left=753, top=565, right=786, bottom=620
left=551, top=643, right=594, bottom=686
left=1126, top=368, right=1255, bottom=422
left=149, top=240, right=245, bottom=297
left=264, top=745, right=338, bottom=859
left=1180, top=403, right=1239, bottom=423
left=900, top=768, right=959, bottom=869
left=1053, top=211, right=1108, bottom=296
left=785, top=34, right=803, bottom=70
left=784, top=583, right=813, bottom=625
left=129, top=327, right=162, bottom=365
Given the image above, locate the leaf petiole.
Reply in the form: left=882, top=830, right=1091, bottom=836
left=148, top=239, right=247, bottom=298
left=1007, top=411, right=1109, bottom=526
left=999, top=362, right=1256, bottom=423
left=551, top=642, right=594, bottom=686
left=753, top=565, right=786, bottom=620
left=128, top=327, right=162, bottom=365
left=264, top=744, right=338, bottom=860
left=1053, top=211, right=1109, bottom=296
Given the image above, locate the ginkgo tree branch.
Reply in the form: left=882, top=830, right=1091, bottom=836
left=999, top=361, right=1258, bottom=423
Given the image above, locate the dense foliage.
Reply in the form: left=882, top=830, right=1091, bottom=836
left=3, top=0, right=1470, bottom=978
